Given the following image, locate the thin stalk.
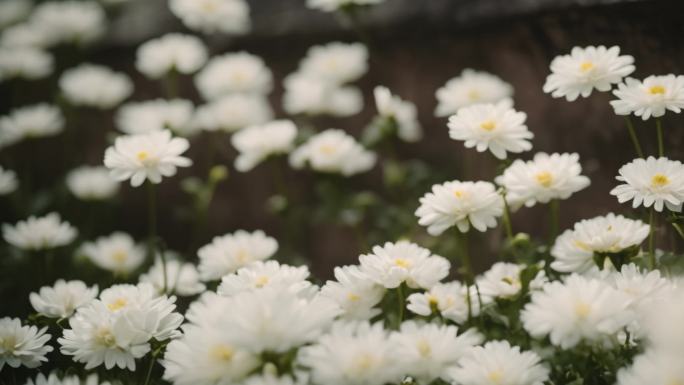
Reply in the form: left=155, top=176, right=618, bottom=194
left=147, top=182, right=157, bottom=261
left=456, top=228, right=473, bottom=322
left=548, top=200, right=560, bottom=247
left=501, top=191, right=514, bottom=242
left=624, top=116, right=644, bottom=158
left=648, top=209, right=656, bottom=269
left=672, top=222, right=684, bottom=241
left=164, top=69, right=179, bottom=99
left=396, top=285, right=405, bottom=328
left=141, top=350, right=158, bottom=385
left=655, top=118, right=665, bottom=157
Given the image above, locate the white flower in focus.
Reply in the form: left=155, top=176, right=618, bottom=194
left=307, top=0, right=385, bottom=12
left=104, top=130, right=192, bottom=187
left=0, top=317, right=53, bottom=371
left=169, top=0, right=250, bottom=35
left=195, top=52, right=273, bottom=100
left=217, top=260, right=311, bottom=296
left=610, top=75, right=684, bottom=120
left=543, top=45, right=635, bottom=101
left=30, top=280, right=98, bottom=319
left=373, top=86, right=422, bottom=142
left=435, top=69, right=513, bottom=117
left=447, top=340, right=549, bottom=385
left=139, top=257, right=206, bottom=296
left=80, top=232, right=145, bottom=274
left=66, top=166, right=119, bottom=201
left=0, top=47, right=53, bottom=81
left=359, top=241, right=450, bottom=289
left=3, top=213, right=77, bottom=251
left=30, top=1, right=105, bottom=45
left=550, top=213, right=650, bottom=273
left=0, top=167, right=18, bottom=195
left=0, top=0, right=31, bottom=28
left=416, top=180, right=504, bottom=235
left=0, top=103, right=64, bottom=148
left=60, top=64, right=133, bottom=109
left=407, top=281, right=483, bottom=324
left=289, top=129, right=376, bottom=176
left=116, top=99, right=196, bottom=136
left=617, top=350, right=684, bottom=385
left=496, top=152, right=590, bottom=208
left=299, top=42, right=368, bottom=85
left=448, top=102, right=533, bottom=159
left=193, top=95, right=273, bottom=132
left=197, top=230, right=278, bottom=281
left=283, top=73, right=363, bottom=117
left=136, top=33, right=207, bottom=79
left=610, top=157, right=684, bottom=212
left=231, top=120, right=297, bottom=172
left=477, top=262, right=546, bottom=299
left=320, top=265, right=385, bottom=320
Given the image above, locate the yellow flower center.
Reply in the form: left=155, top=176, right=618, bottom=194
left=112, top=250, right=127, bottom=263
left=254, top=275, right=270, bottom=288
left=200, top=0, right=217, bottom=11
left=353, top=353, right=375, bottom=371
left=649, top=85, right=666, bottom=95
left=467, top=89, right=481, bottom=101
left=417, top=339, right=432, bottom=357
left=107, top=298, right=128, bottom=312
left=535, top=171, right=553, bottom=188
left=210, top=344, right=235, bottom=361
left=427, top=294, right=439, bottom=306
left=501, top=276, right=520, bottom=286
left=666, top=379, right=684, bottom=385
left=319, top=145, right=336, bottom=155
left=479, top=120, right=497, bottom=131
left=136, top=151, right=149, bottom=162
left=235, top=249, right=250, bottom=264
left=575, top=302, right=591, bottom=319
left=0, top=336, right=16, bottom=352
left=651, top=173, right=670, bottom=188
left=347, top=292, right=361, bottom=302
left=394, top=258, right=411, bottom=268
left=579, top=61, right=594, bottom=72
left=94, top=327, right=116, bottom=347
left=487, top=370, right=504, bottom=384
left=453, top=189, right=467, bottom=199
left=574, top=240, right=592, bottom=252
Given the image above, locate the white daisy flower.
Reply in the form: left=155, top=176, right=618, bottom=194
left=415, top=180, right=504, bottom=235
left=617, top=350, right=684, bottom=385
left=373, top=86, right=422, bottom=142
left=435, top=69, right=513, bottom=117
left=521, top=274, right=633, bottom=349
left=194, top=52, right=273, bottom=101
left=0, top=167, right=18, bottom=195
left=104, top=129, right=192, bottom=187
left=139, top=257, right=206, bottom=296
left=116, top=99, right=196, bottom=136
left=551, top=213, right=650, bottom=273
left=0, top=103, right=64, bottom=148
left=135, top=33, right=207, bottom=79
left=496, top=152, right=591, bottom=208
left=193, top=94, right=273, bottom=133
left=446, top=340, right=549, bottom=385
left=29, top=1, right=105, bottom=45
left=307, top=0, right=385, bottom=12
left=543, top=45, right=635, bottom=101
left=320, top=265, right=386, bottom=320
left=0, top=47, right=53, bottom=82
left=299, top=42, right=368, bottom=85
left=169, top=0, right=250, bottom=35
left=231, top=120, right=298, bottom=172
left=359, top=241, right=450, bottom=289
left=0, top=317, right=53, bottom=371
left=448, top=101, right=533, bottom=159
left=30, top=279, right=98, bottom=319
left=611, top=75, right=684, bottom=120
left=25, top=373, right=111, bottom=385
left=283, top=72, right=363, bottom=117
left=608, top=263, right=672, bottom=316
left=639, top=286, right=684, bottom=352
left=289, top=129, right=376, bottom=176
left=66, top=166, right=120, bottom=201
left=0, top=23, right=53, bottom=49
left=217, top=260, right=311, bottom=296
left=407, top=281, right=483, bottom=324
left=197, top=230, right=278, bottom=281
left=477, top=262, right=547, bottom=299
left=3, top=212, right=77, bottom=251
left=0, top=0, right=31, bottom=28
left=60, top=64, right=133, bottom=109
left=610, top=157, right=684, bottom=212
left=80, top=232, right=145, bottom=275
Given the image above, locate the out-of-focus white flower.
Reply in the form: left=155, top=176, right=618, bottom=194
left=435, top=69, right=513, bottom=117
left=299, top=42, right=368, bottom=85
left=543, top=45, right=635, bottom=101
left=608, top=264, right=672, bottom=317
left=610, top=157, right=684, bottom=213
left=231, top=120, right=297, bottom=172
left=496, top=152, right=590, bottom=209
left=60, top=64, right=133, bottom=109
left=320, top=265, right=385, bottom=320
left=416, top=180, right=504, bottom=235
left=241, top=373, right=304, bottom=385
left=30, top=280, right=98, bottom=319
left=104, top=130, right=192, bottom=187
left=0, top=47, right=53, bottom=81
left=551, top=213, right=650, bottom=273
left=116, top=99, right=196, bottom=136
left=30, top=1, right=105, bottom=45
left=217, top=260, right=311, bottom=296
left=0, top=317, right=53, bottom=371
left=617, top=350, right=684, bottom=385
left=611, top=75, right=684, bottom=120
left=521, top=274, right=633, bottom=349
left=639, top=286, right=684, bottom=352
left=3, top=213, right=77, bottom=251
left=359, top=241, right=450, bottom=289
left=0, top=23, right=53, bottom=49
left=283, top=73, right=363, bottom=117
left=66, top=166, right=120, bottom=201
left=169, top=0, right=250, bottom=35
left=193, top=94, right=273, bottom=133
left=447, top=340, right=549, bottom=385
left=373, top=86, right=422, bottom=142
left=80, top=232, right=145, bottom=275
left=197, top=230, right=278, bottom=281
left=307, top=0, right=385, bottom=12
left=139, top=257, right=206, bottom=296
left=0, top=0, right=32, bottom=28
left=0, top=167, right=18, bottom=195
left=195, top=52, right=273, bottom=100
left=0, top=103, right=64, bottom=148
left=136, top=33, right=207, bottom=79
left=477, top=262, right=546, bottom=299
left=407, top=281, right=483, bottom=324
left=289, top=129, right=376, bottom=176
left=25, top=373, right=112, bottom=385
left=448, top=102, right=533, bottom=159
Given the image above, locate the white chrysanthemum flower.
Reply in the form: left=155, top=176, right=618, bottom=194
left=521, top=274, right=633, bottom=349
left=543, top=45, right=635, bottom=101
left=3, top=213, right=77, bottom=251
left=197, top=230, right=278, bottom=281
left=392, top=321, right=483, bottom=383
left=496, top=152, right=591, bottom=208
left=231, top=120, right=298, bottom=172
left=0, top=317, right=53, bottom=371
left=217, top=260, right=311, bottom=296
left=447, top=102, right=533, bottom=159
left=289, top=129, right=376, bottom=176
left=242, top=373, right=304, bottom=385
left=104, top=130, right=192, bottom=187
left=60, top=64, right=133, bottom=109
left=30, top=280, right=98, bottom=319
left=610, top=75, right=684, bottom=120
left=283, top=73, right=363, bottom=117
left=80, top=232, right=145, bottom=274
left=193, top=95, right=273, bottom=132
left=139, top=257, right=206, bottom=296
left=0, top=103, right=64, bottom=148
left=359, top=241, right=450, bottom=289
left=0, top=47, right=53, bottom=82
left=66, top=166, right=119, bottom=201
left=299, top=42, right=368, bottom=85
left=407, top=281, right=484, bottom=324
left=30, top=1, right=105, bottom=45
left=136, top=33, right=207, bottom=79
left=416, top=180, right=504, bottom=235
left=0, top=0, right=31, bottom=28
left=307, top=0, right=384, bottom=12
left=195, top=52, right=273, bottom=100
left=447, top=340, right=549, bottom=385
left=477, top=262, right=546, bottom=299
left=610, top=157, right=684, bottom=212
left=116, top=99, right=196, bottom=136
left=373, top=86, right=422, bottom=142
left=435, top=69, right=513, bottom=117
left=25, top=373, right=112, bottom=385
left=320, top=265, right=385, bottom=320
left=551, top=213, right=650, bottom=273
left=639, top=286, right=684, bottom=352
left=617, top=350, right=684, bottom=385
left=608, top=263, right=672, bottom=317
left=169, top=0, right=250, bottom=35
left=0, top=23, right=53, bottom=49
left=0, top=167, right=18, bottom=195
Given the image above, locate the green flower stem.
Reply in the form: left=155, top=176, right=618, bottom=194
left=501, top=191, right=514, bottom=242
left=396, top=285, right=405, bottom=328
left=456, top=228, right=474, bottom=322
left=648, top=209, right=656, bottom=269
left=147, top=182, right=165, bottom=292
left=141, top=347, right=162, bottom=385
left=655, top=118, right=664, bottom=157
left=624, top=116, right=644, bottom=158
left=548, top=200, right=560, bottom=248
left=672, top=222, right=684, bottom=241
left=164, top=69, right=179, bottom=99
